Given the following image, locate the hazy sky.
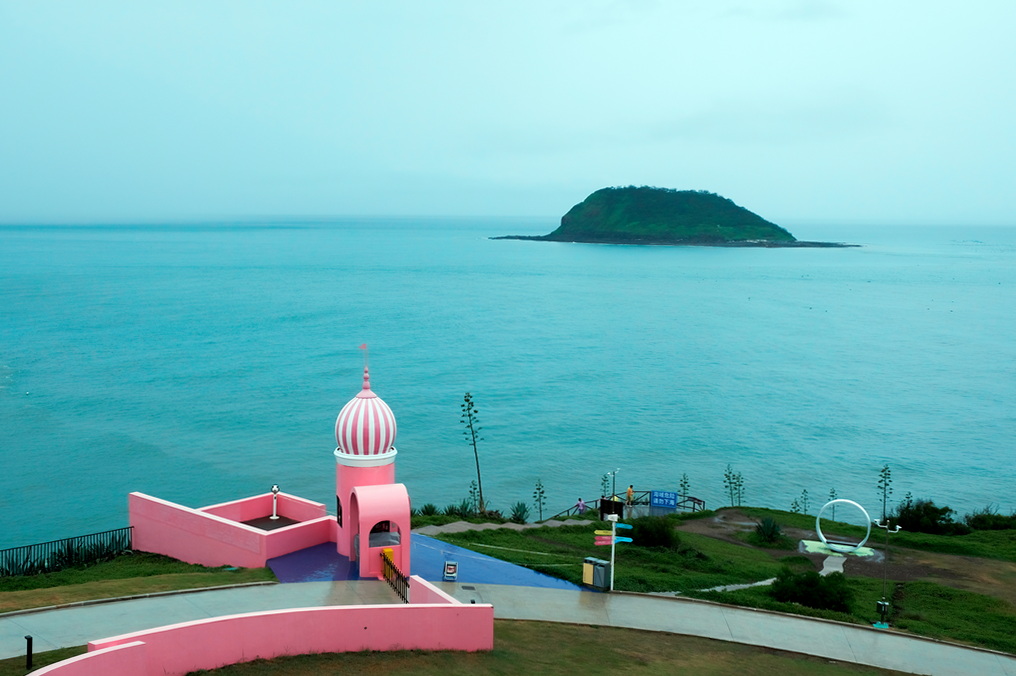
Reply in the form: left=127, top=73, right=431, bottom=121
left=2, top=1, right=1014, bottom=225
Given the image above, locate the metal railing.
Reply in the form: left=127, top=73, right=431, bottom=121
left=0, top=527, right=134, bottom=577
left=380, top=548, right=409, bottom=603
left=549, top=492, right=707, bottom=521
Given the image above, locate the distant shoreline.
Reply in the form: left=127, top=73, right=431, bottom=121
left=490, top=235, right=859, bottom=248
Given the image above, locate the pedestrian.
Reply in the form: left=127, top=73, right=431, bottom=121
left=575, top=497, right=587, bottom=513
left=626, top=484, right=634, bottom=506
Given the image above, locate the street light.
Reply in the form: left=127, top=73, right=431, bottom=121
left=611, top=468, right=620, bottom=497
left=270, top=484, right=281, bottom=520
left=872, top=517, right=902, bottom=627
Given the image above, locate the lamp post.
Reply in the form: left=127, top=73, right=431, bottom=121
left=611, top=468, right=620, bottom=498
left=270, top=484, right=280, bottom=520
left=873, top=517, right=902, bottom=627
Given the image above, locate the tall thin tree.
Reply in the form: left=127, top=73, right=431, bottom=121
left=877, top=464, right=893, bottom=521
left=460, top=392, right=485, bottom=512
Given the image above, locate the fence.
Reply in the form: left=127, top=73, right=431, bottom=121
left=380, top=548, right=409, bottom=603
left=549, top=492, right=707, bottom=521
left=0, top=527, right=133, bottom=577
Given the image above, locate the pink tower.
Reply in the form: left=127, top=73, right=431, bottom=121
left=333, top=366, right=411, bottom=578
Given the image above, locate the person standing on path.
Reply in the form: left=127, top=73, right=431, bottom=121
left=626, top=485, right=634, bottom=518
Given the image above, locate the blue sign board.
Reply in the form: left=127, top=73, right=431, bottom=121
left=650, top=490, right=678, bottom=510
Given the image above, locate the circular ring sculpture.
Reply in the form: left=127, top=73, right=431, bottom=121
left=815, top=499, right=872, bottom=554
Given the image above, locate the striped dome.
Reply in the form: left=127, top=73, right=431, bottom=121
left=334, top=367, right=397, bottom=457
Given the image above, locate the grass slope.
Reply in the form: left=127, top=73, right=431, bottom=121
left=0, top=552, right=275, bottom=613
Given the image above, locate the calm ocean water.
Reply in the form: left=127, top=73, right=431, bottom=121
left=2, top=219, right=1014, bottom=548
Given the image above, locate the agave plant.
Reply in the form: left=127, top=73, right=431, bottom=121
left=754, top=517, right=783, bottom=544
left=509, top=501, right=530, bottom=524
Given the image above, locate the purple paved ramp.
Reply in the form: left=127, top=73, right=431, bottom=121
left=268, top=543, right=362, bottom=582
left=267, top=535, right=584, bottom=591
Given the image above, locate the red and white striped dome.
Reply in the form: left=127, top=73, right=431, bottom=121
left=334, top=367, right=397, bottom=458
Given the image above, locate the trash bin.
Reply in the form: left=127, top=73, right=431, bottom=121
left=583, top=557, right=611, bottom=590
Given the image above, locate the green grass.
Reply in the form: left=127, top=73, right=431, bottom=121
left=682, top=574, right=1016, bottom=655
left=182, top=619, right=909, bottom=676
left=893, top=581, right=1016, bottom=654
left=437, top=522, right=788, bottom=593
left=738, top=507, right=1016, bottom=562
left=0, top=552, right=276, bottom=613
left=0, top=647, right=86, bottom=676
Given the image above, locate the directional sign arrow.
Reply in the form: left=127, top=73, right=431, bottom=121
left=615, top=536, right=633, bottom=543
left=594, top=536, right=613, bottom=546
left=615, top=523, right=633, bottom=529
left=594, top=530, right=613, bottom=536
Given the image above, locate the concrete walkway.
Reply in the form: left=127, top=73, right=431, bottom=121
left=411, top=517, right=581, bottom=535
left=2, top=581, right=1015, bottom=675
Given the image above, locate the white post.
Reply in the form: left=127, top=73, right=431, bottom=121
left=270, top=484, right=280, bottom=520
left=609, top=518, right=616, bottom=592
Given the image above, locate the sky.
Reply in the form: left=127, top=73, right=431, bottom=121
left=1, top=1, right=1014, bottom=226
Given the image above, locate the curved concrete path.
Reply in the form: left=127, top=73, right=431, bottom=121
left=2, top=581, right=1014, bottom=675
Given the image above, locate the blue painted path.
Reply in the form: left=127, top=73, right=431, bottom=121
left=268, top=535, right=584, bottom=591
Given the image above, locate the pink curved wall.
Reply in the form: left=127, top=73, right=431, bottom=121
left=31, top=581, right=492, bottom=676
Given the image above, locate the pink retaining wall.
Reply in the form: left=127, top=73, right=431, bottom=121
left=130, top=493, right=334, bottom=568
left=31, top=641, right=147, bottom=676
left=33, top=603, right=494, bottom=676
left=410, top=575, right=460, bottom=604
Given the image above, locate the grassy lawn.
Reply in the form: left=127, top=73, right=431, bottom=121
left=697, top=577, right=1016, bottom=655
left=437, top=512, right=1016, bottom=655
left=0, top=647, right=86, bottom=676
left=180, top=620, right=911, bottom=676
left=438, top=520, right=796, bottom=593
left=0, top=552, right=276, bottom=613
left=739, top=507, right=1016, bottom=562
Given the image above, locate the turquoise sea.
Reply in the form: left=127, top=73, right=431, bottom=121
left=1, top=219, right=1014, bottom=548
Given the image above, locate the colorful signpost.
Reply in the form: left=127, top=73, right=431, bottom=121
left=594, top=516, right=634, bottom=591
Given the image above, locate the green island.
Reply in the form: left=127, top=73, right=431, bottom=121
left=494, top=186, right=853, bottom=247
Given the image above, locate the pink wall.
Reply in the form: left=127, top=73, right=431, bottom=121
left=130, top=493, right=334, bottom=568
left=33, top=603, right=494, bottom=676
left=31, top=641, right=147, bottom=676
left=200, top=493, right=327, bottom=523
left=336, top=462, right=395, bottom=557
left=410, top=575, right=459, bottom=604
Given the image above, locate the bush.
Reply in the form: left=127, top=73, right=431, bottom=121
left=509, top=501, right=530, bottom=524
left=895, top=498, right=970, bottom=535
left=754, top=517, right=782, bottom=544
left=770, top=568, right=853, bottom=613
left=630, top=516, right=680, bottom=550
left=420, top=503, right=439, bottom=516
left=964, top=505, right=1016, bottom=531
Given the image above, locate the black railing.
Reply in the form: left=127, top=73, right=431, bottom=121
left=380, top=548, right=409, bottom=603
left=549, top=492, right=706, bottom=521
left=0, top=527, right=134, bottom=578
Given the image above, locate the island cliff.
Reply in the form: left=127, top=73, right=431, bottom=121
left=494, top=186, right=852, bottom=247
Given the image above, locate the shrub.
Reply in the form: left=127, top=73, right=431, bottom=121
left=895, top=498, right=970, bottom=535
left=630, top=516, right=680, bottom=550
left=964, top=505, right=1016, bottom=531
left=770, top=568, right=853, bottom=613
left=420, top=503, right=439, bottom=516
left=509, top=501, right=530, bottom=524
left=443, top=503, right=463, bottom=517
left=754, top=517, right=783, bottom=544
